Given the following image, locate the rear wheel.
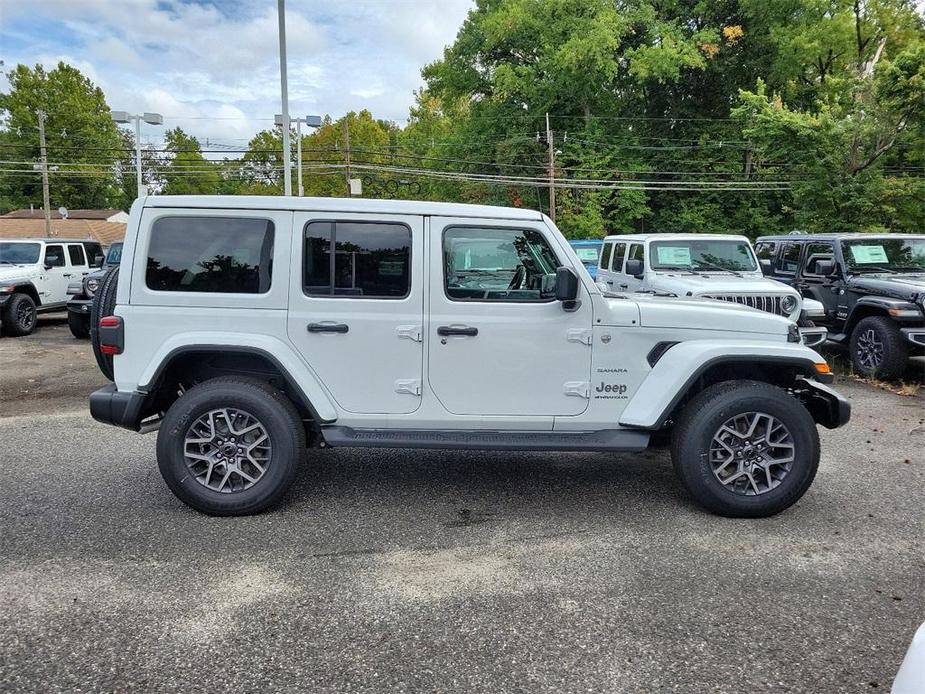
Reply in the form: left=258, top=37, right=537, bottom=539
left=90, top=266, right=119, bottom=380
left=850, top=316, right=908, bottom=380
left=1, top=293, right=37, bottom=337
left=67, top=311, right=90, bottom=339
left=156, top=376, right=305, bottom=516
left=671, top=380, right=819, bottom=518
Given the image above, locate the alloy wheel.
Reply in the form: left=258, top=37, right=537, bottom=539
left=183, top=408, right=272, bottom=493
left=16, top=301, right=35, bottom=332
left=856, top=328, right=883, bottom=369
left=709, top=411, right=794, bottom=496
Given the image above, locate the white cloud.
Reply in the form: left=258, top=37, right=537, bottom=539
left=0, top=0, right=474, bottom=144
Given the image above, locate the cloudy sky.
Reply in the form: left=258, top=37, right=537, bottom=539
left=0, top=0, right=474, bottom=145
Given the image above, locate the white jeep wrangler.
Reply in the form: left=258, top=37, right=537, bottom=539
left=596, top=234, right=828, bottom=348
left=0, top=238, right=103, bottom=336
left=89, top=196, right=849, bottom=518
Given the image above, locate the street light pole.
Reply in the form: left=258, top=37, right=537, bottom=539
left=276, top=115, right=321, bottom=197
left=277, top=0, right=292, bottom=196
left=134, top=117, right=142, bottom=196
left=111, top=111, right=163, bottom=198
left=36, top=110, right=52, bottom=237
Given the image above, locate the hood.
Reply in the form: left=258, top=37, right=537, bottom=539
left=847, top=274, right=925, bottom=302
left=602, top=293, right=792, bottom=338
left=647, top=272, right=797, bottom=297
left=0, top=265, right=40, bottom=283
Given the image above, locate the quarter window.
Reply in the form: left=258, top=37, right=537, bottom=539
left=444, top=226, right=560, bottom=302
left=779, top=242, right=802, bottom=274
left=146, top=216, right=274, bottom=293
left=67, top=245, right=86, bottom=266
left=44, top=245, right=65, bottom=267
left=612, top=242, right=627, bottom=271
left=303, top=221, right=411, bottom=298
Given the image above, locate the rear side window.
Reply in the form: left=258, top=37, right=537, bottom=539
left=612, top=242, right=627, bottom=271
left=779, top=242, right=802, bottom=274
left=67, top=245, right=86, bottom=266
left=146, top=216, right=274, bottom=293
left=303, top=220, right=411, bottom=298
left=600, top=242, right=613, bottom=270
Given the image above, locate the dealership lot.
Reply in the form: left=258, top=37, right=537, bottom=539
left=0, top=321, right=923, bottom=693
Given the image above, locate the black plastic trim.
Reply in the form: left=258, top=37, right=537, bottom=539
left=89, top=384, right=146, bottom=431
left=647, top=341, right=679, bottom=367
left=321, top=426, right=650, bottom=451
left=797, top=377, right=851, bottom=429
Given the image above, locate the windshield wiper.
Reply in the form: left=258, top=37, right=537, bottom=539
left=656, top=265, right=701, bottom=275
left=692, top=260, right=742, bottom=277
left=854, top=266, right=898, bottom=274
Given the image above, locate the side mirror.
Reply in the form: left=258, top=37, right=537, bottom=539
left=555, top=266, right=581, bottom=310
left=624, top=258, right=644, bottom=279
left=44, top=263, right=53, bottom=271
left=759, top=258, right=772, bottom=275
left=94, top=253, right=105, bottom=268
left=813, top=259, right=835, bottom=276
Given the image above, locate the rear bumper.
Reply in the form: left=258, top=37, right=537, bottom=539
left=799, top=326, right=828, bottom=348
left=89, top=384, right=145, bottom=431
left=900, top=327, right=925, bottom=348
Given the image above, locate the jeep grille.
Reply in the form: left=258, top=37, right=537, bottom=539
left=702, top=294, right=787, bottom=316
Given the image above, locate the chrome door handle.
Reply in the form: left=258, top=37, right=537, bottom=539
left=63, top=273, right=72, bottom=277
left=307, top=322, right=348, bottom=334
left=437, top=325, right=478, bottom=337
left=619, top=283, right=628, bottom=289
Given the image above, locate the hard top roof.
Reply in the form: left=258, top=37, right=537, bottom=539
left=143, top=195, right=545, bottom=222
left=756, top=233, right=925, bottom=241
left=602, top=233, right=749, bottom=242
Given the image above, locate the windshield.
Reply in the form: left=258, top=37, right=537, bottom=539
left=841, top=237, right=925, bottom=273
left=106, top=242, right=123, bottom=265
left=0, top=242, right=41, bottom=265
left=650, top=239, right=758, bottom=272
left=574, top=247, right=601, bottom=263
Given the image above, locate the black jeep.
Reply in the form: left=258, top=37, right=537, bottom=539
left=755, top=234, right=925, bottom=379
left=66, top=241, right=122, bottom=338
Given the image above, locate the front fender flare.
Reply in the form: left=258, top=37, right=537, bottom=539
left=619, top=340, right=826, bottom=430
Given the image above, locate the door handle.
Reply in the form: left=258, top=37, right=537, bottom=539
left=437, top=325, right=478, bottom=337
left=307, top=322, right=348, bottom=334
left=606, top=280, right=614, bottom=285
left=619, top=283, right=629, bottom=289
left=63, top=273, right=72, bottom=277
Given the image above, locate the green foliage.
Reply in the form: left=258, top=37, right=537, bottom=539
left=159, top=128, right=220, bottom=196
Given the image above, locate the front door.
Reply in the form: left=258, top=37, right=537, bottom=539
left=427, top=218, right=593, bottom=417
left=287, top=212, right=424, bottom=415
left=41, top=244, right=69, bottom=305
left=798, top=241, right=839, bottom=320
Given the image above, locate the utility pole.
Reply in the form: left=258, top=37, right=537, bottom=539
left=343, top=115, right=351, bottom=195
left=277, top=0, right=292, bottom=196
left=36, top=110, right=52, bottom=237
left=545, top=112, right=556, bottom=223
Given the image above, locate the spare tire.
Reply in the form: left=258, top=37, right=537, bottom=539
left=90, top=266, right=120, bottom=380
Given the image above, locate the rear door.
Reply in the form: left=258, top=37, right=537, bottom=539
left=66, top=243, right=91, bottom=280
left=287, top=212, right=424, bottom=415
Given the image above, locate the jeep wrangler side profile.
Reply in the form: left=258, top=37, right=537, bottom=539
left=596, top=234, right=828, bottom=348
left=756, top=234, right=925, bottom=379
left=89, top=196, right=849, bottom=518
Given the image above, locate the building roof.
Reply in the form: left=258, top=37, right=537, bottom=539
left=143, top=195, right=545, bottom=221
left=2, top=208, right=125, bottom=220
left=0, top=219, right=126, bottom=245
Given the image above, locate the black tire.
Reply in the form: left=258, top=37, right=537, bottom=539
left=156, top=376, right=306, bottom=516
left=1, top=293, right=37, bottom=337
left=849, top=316, right=908, bottom=380
left=90, top=266, right=119, bottom=380
left=67, top=311, right=90, bottom=339
left=797, top=317, right=815, bottom=328
left=670, top=380, right=820, bottom=518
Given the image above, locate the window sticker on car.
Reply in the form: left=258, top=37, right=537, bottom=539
left=849, top=245, right=889, bottom=264
left=575, top=248, right=599, bottom=262
left=655, top=246, right=692, bottom=266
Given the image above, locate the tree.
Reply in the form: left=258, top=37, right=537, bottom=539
left=0, top=62, right=123, bottom=211
left=160, top=127, right=220, bottom=195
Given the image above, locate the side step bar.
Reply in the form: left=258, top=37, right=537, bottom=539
left=320, top=426, right=650, bottom=452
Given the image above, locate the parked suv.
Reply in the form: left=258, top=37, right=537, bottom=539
left=756, top=234, right=925, bottom=379
left=569, top=239, right=604, bottom=280
left=89, top=196, right=848, bottom=518
left=66, top=241, right=122, bottom=338
left=596, top=234, right=827, bottom=347
left=0, top=238, right=103, bottom=336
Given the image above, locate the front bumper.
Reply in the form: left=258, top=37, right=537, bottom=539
left=89, top=384, right=145, bottom=431
left=900, top=327, right=925, bottom=348
left=799, top=326, right=828, bottom=348
left=798, top=378, right=851, bottom=429
left=67, top=297, right=92, bottom=315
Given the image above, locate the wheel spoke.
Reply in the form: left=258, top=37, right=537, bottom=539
left=710, top=410, right=795, bottom=497
left=182, top=407, right=272, bottom=494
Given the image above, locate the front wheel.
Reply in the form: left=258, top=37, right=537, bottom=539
left=156, top=377, right=306, bottom=516
left=849, top=316, right=908, bottom=380
left=67, top=311, right=90, bottom=339
left=671, top=380, right=819, bottom=518
left=1, top=293, right=37, bottom=337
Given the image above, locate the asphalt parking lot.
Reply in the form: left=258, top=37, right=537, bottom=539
left=1, top=318, right=923, bottom=693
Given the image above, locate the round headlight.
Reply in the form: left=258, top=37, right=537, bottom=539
left=86, top=278, right=100, bottom=294
left=780, top=295, right=798, bottom=314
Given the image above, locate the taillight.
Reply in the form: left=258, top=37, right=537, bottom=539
left=98, top=315, right=124, bottom=355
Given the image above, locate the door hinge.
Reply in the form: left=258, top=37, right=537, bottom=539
left=566, top=328, right=593, bottom=346
left=394, top=379, right=422, bottom=396
left=563, top=381, right=590, bottom=398
left=396, top=325, right=423, bottom=342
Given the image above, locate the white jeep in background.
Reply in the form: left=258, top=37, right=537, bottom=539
left=88, top=196, right=849, bottom=518
left=0, top=238, right=103, bottom=336
left=596, top=234, right=828, bottom=348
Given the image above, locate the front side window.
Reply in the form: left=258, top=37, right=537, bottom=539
left=628, top=244, right=645, bottom=263
left=649, top=239, right=758, bottom=272
left=611, top=242, right=627, bottom=271
left=0, top=242, right=40, bottom=265
left=841, top=237, right=925, bottom=273
left=802, top=242, right=835, bottom=276
left=303, top=221, right=411, bottom=298
left=146, top=216, right=274, bottom=293
left=106, top=242, right=123, bottom=265
left=67, top=245, right=87, bottom=267
left=779, top=242, right=802, bottom=273
left=444, top=226, right=560, bottom=302
left=44, top=245, right=65, bottom=268
left=755, top=242, right=776, bottom=260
